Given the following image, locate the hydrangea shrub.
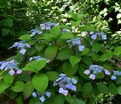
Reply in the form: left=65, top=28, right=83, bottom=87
left=0, top=21, right=121, bottom=104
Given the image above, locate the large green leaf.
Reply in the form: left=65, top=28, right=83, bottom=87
left=114, top=46, right=121, bottom=56
left=97, top=83, right=109, bottom=94
left=53, top=94, right=65, bottom=104
left=65, top=95, right=86, bottom=104
left=62, top=62, right=78, bottom=75
left=32, top=73, right=48, bottom=93
left=23, top=81, right=34, bottom=99
left=100, top=50, right=113, bottom=61
left=19, top=34, right=31, bottom=41
left=57, top=49, right=72, bottom=60
left=22, top=60, right=47, bottom=73
left=44, top=46, right=57, bottom=60
left=0, top=82, right=9, bottom=94
left=69, top=55, right=81, bottom=67
left=82, top=82, right=93, bottom=96
left=4, top=73, right=14, bottom=84
left=108, top=82, right=117, bottom=95
left=47, top=71, right=59, bottom=81
left=12, top=81, right=25, bottom=92
left=60, top=32, right=74, bottom=40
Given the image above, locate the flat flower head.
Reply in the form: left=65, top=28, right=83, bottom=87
left=79, top=45, right=85, bottom=51
left=40, top=24, right=46, bottom=30
left=89, top=74, right=96, bottom=80
left=65, top=83, right=77, bottom=91
left=71, top=78, right=77, bottom=84
left=84, top=69, right=90, bottom=75
left=91, top=34, right=97, bottom=40
left=16, top=69, right=22, bottom=74
left=58, top=87, right=68, bottom=96
left=9, top=69, right=15, bottom=76
left=101, top=35, right=107, bottom=40
left=32, top=92, right=37, bottom=98
left=20, top=48, right=26, bottom=55
left=111, top=75, right=116, bottom=80
left=40, top=96, right=45, bottom=103
left=104, top=70, right=110, bottom=75
left=45, top=91, right=51, bottom=97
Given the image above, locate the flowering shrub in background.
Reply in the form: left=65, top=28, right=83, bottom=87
left=0, top=18, right=121, bottom=104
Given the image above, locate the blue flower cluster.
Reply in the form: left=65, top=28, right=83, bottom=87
left=67, top=38, right=85, bottom=51
left=90, top=32, right=107, bottom=40
left=111, top=70, right=121, bottom=80
left=32, top=91, right=51, bottom=103
left=84, top=65, right=110, bottom=80
left=53, top=73, right=77, bottom=96
left=30, top=28, right=43, bottom=37
left=29, top=56, right=50, bottom=63
left=0, top=60, right=22, bottom=76
left=9, top=41, right=31, bottom=55
left=84, top=64, right=121, bottom=80
left=30, top=22, right=59, bottom=37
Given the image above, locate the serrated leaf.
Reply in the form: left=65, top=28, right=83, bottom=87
left=108, top=82, right=117, bottom=95
left=22, top=60, right=47, bottom=73
left=12, top=81, right=25, bottom=92
left=23, top=81, right=34, bottom=99
left=45, top=46, right=57, bottom=60
left=69, top=55, right=81, bottom=67
left=97, top=83, right=109, bottom=94
left=32, top=74, right=48, bottom=93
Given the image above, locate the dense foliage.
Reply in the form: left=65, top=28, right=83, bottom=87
left=0, top=0, right=121, bottom=104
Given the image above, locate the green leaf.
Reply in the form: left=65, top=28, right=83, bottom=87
left=92, top=43, right=102, bottom=53
left=118, top=86, right=121, bottom=95
left=108, top=82, right=117, bottom=95
left=97, top=83, right=109, bottom=94
left=0, top=82, right=10, bottom=94
left=45, top=46, right=57, bottom=60
left=60, top=32, right=74, bottom=40
left=114, top=46, right=121, bottom=56
left=79, top=24, right=97, bottom=31
left=82, top=82, right=93, bottom=96
left=22, top=60, right=47, bottom=73
left=62, top=62, right=78, bottom=75
left=23, top=81, right=34, bottom=99
left=69, top=55, right=81, bottom=67
left=12, top=81, right=25, bottom=92
left=65, top=95, right=86, bottom=104
left=80, top=48, right=89, bottom=56
left=53, top=94, right=65, bottom=104
left=19, top=34, right=31, bottom=41
left=32, top=73, right=48, bottom=93
left=57, top=49, right=72, bottom=60
left=47, top=71, right=59, bottom=81
left=96, top=72, right=104, bottom=79
left=100, top=50, right=113, bottom=61
left=71, top=96, right=86, bottom=104
left=4, top=73, right=14, bottom=84
left=15, top=96, right=23, bottom=104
